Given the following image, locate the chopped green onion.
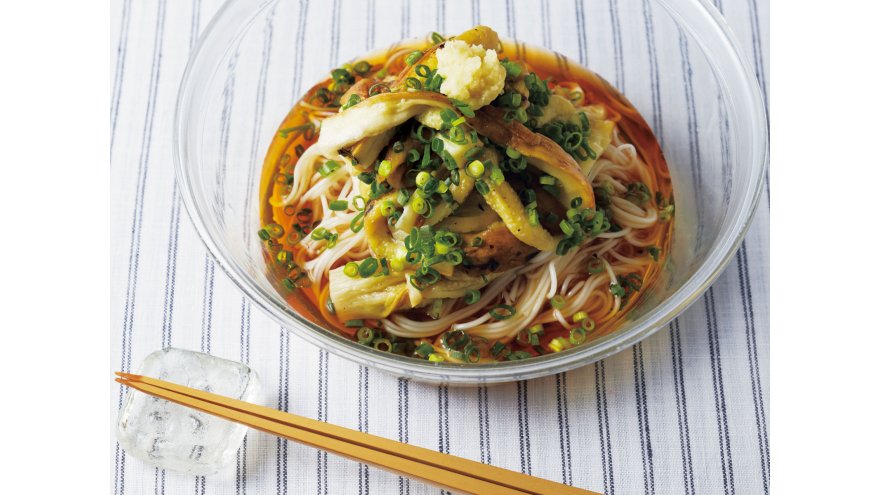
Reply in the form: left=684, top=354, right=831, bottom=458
left=434, top=242, right=450, bottom=255
left=405, top=50, right=423, bottom=66
left=488, top=163, right=504, bottom=185
left=377, top=159, right=392, bottom=177
left=490, top=342, right=508, bottom=357
left=357, top=171, right=376, bottom=184
left=405, top=77, right=422, bottom=89
left=550, top=295, right=566, bottom=309
left=445, top=251, right=463, bottom=265
left=647, top=246, right=661, bottom=261
left=264, top=223, right=284, bottom=238
left=489, top=304, right=516, bottom=320
left=352, top=196, right=367, bottom=211
left=539, top=175, right=557, bottom=186
left=500, top=59, right=522, bottom=79
left=415, top=342, right=435, bottom=358
left=380, top=200, right=396, bottom=217
left=569, top=327, right=588, bottom=345
left=396, top=189, right=411, bottom=206
left=353, top=60, right=371, bottom=75
left=573, top=311, right=588, bottom=323
left=431, top=136, right=445, bottom=153
left=373, top=338, right=392, bottom=351
left=328, top=200, right=348, bottom=211
left=505, top=147, right=521, bottom=159
left=586, top=257, right=605, bottom=275
left=428, top=353, right=445, bottom=362
left=411, top=195, right=427, bottom=215
left=465, top=289, right=481, bottom=304
left=582, top=317, right=596, bottom=331
left=610, top=283, right=626, bottom=298
left=356, top=327, right=375, bottom=344
left=451, top=116, right=466, bottom=127
left=345, top=319, right=365, bottom=328
left=415, top=64, right=432, bottom=78
left=317, top=160, right=341, bottom=177
left=341, top=94, right=362, bottom=110
left=527, top=207, right=539, bottom=226
left=471, top=236, right=483, bottom=247
left=358, top=257, right=379, bottom=277
left=434, top=230, right=459, bottom=246
left=343, top=262, right=359, bottom=278
left=431, top=32, right=445, bottom=44
left=310, top=227, right=329, bottom=240
left=415, top=171, right=431, bottom=187
left=548, top=337, right=571, bottom=353
left=508, top=351, right=533, bottom=361
left=475, top=180, right=490, bottom=195
left=407, top=148, right=421, bottom=162
left=350, top=211, right=365, bottom=232
left=559, top=220, right=575, bottom=236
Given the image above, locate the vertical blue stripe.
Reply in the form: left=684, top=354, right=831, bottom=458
left=736, top=245, right=770, bottom=493
left=516, top=380, right=532, bottom=475
left=109, top=0, right=133, bottom=159
left=595, top=361, right=615, bottom=495
left=397, top=378, right=410, bottom=495
left=114, top=2, right=167, bottom=494
left=705, top=289, right=735, bottom=494
left=670, top=319, right=695, bottom=495
left=477, top=385, right=491, bottom=465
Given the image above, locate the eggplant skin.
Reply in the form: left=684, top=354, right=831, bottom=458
left=467, top=105, right=595, bottom=210
left=460, top=222, right=537, bottom=274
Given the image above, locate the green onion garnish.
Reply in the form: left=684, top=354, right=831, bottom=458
left=586, top=257, right=605, bottom=275
left=405, top=50, right=423, bottom=66
left=350, top=212, right=365, bottom=232
left=415, top=342, right=435, bottom=358
left=489, top=304, right=516, bottom=320
left=328, top=200, right=348, bottom=211
left=373, top=338, right=392, bottom=351
left=356, top=326, right=375, bottom=344
left=317, top=160, right=341, bottom=177
left=343, top=262, right=359, bottom=278
left=358, top=257, right=379, bottom=277
left=475, top=180, right=489, bottom=195
left=569, top=327, right=588, bottom=345
left=550, top=295, right=566, bottom=309
left=380, top=200, right=395, bottom=217
left=465, top=289, right=481, bottom=304
left=352, top=60, right=371, bottom=75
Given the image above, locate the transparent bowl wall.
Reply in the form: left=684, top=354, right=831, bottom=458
left=174, top=0, right=767, bottom=384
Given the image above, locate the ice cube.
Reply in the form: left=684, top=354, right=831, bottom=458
left=116, top=348, right=260, bottom=475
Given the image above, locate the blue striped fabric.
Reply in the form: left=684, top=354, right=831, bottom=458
left=110, top=1, right=769, bottom=494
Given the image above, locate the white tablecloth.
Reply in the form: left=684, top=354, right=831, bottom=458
left=111, top=1, right=769, bottom=493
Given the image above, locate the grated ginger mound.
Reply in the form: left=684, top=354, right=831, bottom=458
left=435, top=40, right=505, bottom=110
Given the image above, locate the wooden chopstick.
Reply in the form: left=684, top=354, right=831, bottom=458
left=116, top=372, right=601, bottom=495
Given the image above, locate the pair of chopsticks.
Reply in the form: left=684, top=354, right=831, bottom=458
left=116, top=372, right=601, bottom=495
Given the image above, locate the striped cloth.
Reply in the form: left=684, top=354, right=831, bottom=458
left=110, top=1, right=769, bottom=494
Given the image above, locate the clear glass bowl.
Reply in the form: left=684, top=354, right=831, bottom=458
left=174, top=0, right=767, bottom=384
